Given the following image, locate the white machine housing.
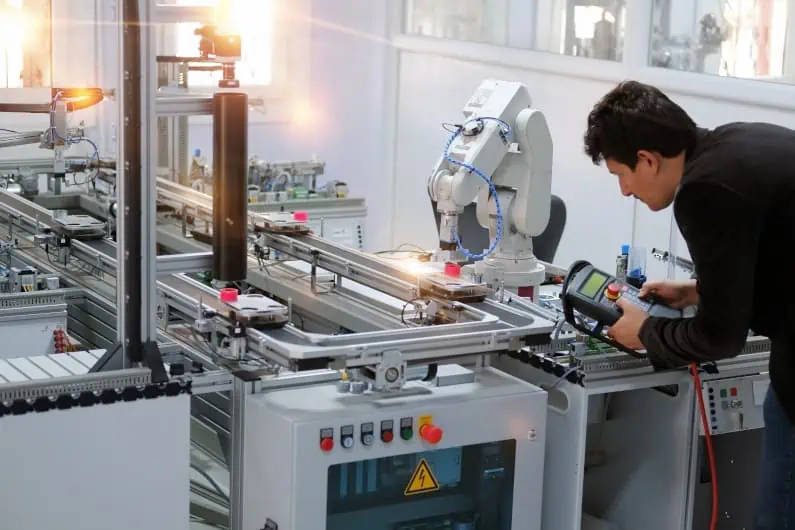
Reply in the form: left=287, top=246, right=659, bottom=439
left=428, top=79, right=553, bottom=296
left=0, top=351, right=190, bottom=530
left=242, top=366, right=547, bottom=530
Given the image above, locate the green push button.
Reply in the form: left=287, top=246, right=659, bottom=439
left=720, top=389, right=727, bottom=398
left=400, top=427, right=413, bottom=441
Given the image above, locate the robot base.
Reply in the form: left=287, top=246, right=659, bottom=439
left=464, top=259, right=546, bottom=300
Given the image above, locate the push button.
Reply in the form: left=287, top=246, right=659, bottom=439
left=340, top=425, right=354, bottom=449
left=380, top=419, right=394, bottom=443
left=400, top=417, right=414, bottom=440
left=320, top=427, right=334, bottom=452
left=361, top=422, right=375, bottom=446
left=420, top=424, right=443, bottom=444
left=605, top=283, right=621, bottom=301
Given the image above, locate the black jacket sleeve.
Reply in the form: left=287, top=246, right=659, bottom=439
left=639, top=181, right=759, bottom=368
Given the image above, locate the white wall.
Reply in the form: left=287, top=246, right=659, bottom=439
left=391, top=50, right=795, bottom=279
left=189, top=0, right=392, bottom=249
left=1, top=0, right=392, bottom=250
left=0, top=0, right=99, bottom=160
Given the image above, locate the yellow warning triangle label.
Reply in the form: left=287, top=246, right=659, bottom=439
left=404, top=457, right=440, bottom=496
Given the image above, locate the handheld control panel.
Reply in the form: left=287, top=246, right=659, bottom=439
left=561, top=260, right=683, bottom=357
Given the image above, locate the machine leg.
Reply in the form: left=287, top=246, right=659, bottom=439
left=229, top=376, right=247, bottom=530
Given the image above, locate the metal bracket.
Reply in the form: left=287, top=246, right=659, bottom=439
left=89, top=340, right=169, bottom=384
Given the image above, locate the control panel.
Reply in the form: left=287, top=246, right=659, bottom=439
left=560, top=260, right=683, bottom=357
left=319, top=415, right=444, bottom=453
left=700, top=373, right=769, bottom=435
left=562, top=260, right=682, bottom=327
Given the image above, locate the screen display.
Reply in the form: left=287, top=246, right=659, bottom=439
left=579, top=270, right=607, bottom=299
left=326, top=440, right=516, bottom=530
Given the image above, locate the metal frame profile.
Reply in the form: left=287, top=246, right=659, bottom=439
left=104, top=0, right=165, bottom=378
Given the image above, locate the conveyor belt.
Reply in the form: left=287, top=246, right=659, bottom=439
left=159, top=274, right=227, bottom=314
left=82, top=238, right=117, bottom=257
left=0, top=189, right=54, bottom=224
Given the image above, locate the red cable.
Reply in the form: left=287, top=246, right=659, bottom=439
left=690, top=363, right=718, bottom=530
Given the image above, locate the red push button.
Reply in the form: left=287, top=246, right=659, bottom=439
left=381, top=430, right=394, bottom=443
left=605, top=283, right=621, bottom=301
left=420, top=424, right=443, bottom=444
left=320, top=438, right=334, bottom=452
left=730, top=388, right=737, bottom=397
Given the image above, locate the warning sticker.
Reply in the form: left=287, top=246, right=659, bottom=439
left=404, top=458, right=440, bottom=496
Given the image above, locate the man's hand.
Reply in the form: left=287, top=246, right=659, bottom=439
left=638, top=279, right=698, bottom=309
left=606, top=298, right=649, bottom=350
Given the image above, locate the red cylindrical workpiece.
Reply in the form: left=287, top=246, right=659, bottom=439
left=212, top=92, right=249, bottom=282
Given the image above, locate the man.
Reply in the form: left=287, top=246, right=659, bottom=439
left=583, top=80, right=795, bottom=528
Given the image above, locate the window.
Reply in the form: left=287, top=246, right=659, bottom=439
left=403, top=0, right=508, bottom=46
left=174, top=0, right=274, bottom=88
left=649, top=0, right=791, bottom=81
left=534, top=0, right=626, bottom=61
left=0, top=0, right=51, bottom=88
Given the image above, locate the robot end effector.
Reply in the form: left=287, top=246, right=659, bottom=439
left=427, top=80, right=554, bottom=266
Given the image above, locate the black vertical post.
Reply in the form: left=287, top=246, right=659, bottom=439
left=122, top=0, right=142, bottom=363
left=212, top=92, right=249, bottom=283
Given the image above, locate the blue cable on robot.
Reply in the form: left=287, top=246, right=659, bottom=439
left=442, top=117, right=510, bottom=261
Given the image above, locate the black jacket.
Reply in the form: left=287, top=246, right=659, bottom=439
left=639, top=122, right=795, bottom=421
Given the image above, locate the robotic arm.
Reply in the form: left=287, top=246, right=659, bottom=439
left=427, top=80, right=553, bottom=297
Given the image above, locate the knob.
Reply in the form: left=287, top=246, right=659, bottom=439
left=341, top=437, right=354, bottom=449
left=420, top=424, right=443, bottom=444
left=361, top=433, right=374, bottom=446
left=320, top=438, right=334, bottom=452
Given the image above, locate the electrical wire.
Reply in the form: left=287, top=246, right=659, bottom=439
left=441, top=117, right=511, bottom=260
left=691, top=363, right=718, bottom=530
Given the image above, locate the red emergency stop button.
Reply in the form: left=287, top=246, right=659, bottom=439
left=420, top=424, right=443, bottom=444
left=320, top=438, right=334, bottom=452
left=605, top=283, right=621, bottom=301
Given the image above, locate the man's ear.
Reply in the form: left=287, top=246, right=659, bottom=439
left=636, top=150, right=659, bottom=171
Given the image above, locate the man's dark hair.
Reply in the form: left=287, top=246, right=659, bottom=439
left=584, top=80, right=698, bottom=169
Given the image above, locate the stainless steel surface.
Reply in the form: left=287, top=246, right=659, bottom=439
left=157, top=252, right=214, bottom=274
left=0, top=130, right=42, bottom=149
left=154, top=3, right=214, bottom=24
left=116, top=0, right=130, bottom=362
left=143, top=0, right=159, bottom=345
left=229, top=376, right=247, bottom=530
left=156, top=95, right=266, bottom=117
